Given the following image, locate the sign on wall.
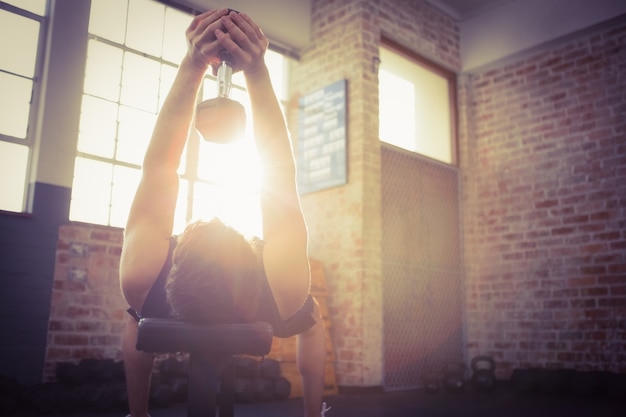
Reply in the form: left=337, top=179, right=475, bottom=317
left=297, top=79, right=347, bottom=195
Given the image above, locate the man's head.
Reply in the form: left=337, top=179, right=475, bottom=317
left=165, top=218, right=261, bottom=323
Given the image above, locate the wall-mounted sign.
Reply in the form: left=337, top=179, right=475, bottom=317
left=297, top=79, right=347, bottom=195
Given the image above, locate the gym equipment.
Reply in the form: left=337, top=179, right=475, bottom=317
left=0, top=395, right=18, bottom=416
left=195, top=50, right=246, bottom=144
left=425, top=380, right=440, bottom=394
left=25, top=383, right=78, bottom=415
left=56, top=358, right=124, bottom=385
left=159, top=357, right=188, bottom=379
left=170, top=376, right=189, bottom=402
left=234, top=377, right=256, bottom=403
left=136, top=318, right=273, bottom=417
left=113, top=359, right=126, bottom=381
left=421, top=369, right=440, bottom=394
left=236, top=356, right=259, bottom=378
left=55, top=361, right=88, bottom=386
left=536, top=368, right=573, bottom=395
left=274, top=376, right=291, bottom=400
left=443, top=362, right=466, bottom=393
left=259, top=358, right=281, bottom=379
left=149, top=377, right=174, bottom=408
left=570, top=371, right=607, bottom=397
left=0, top=376, right=20, bottom=416
left=470, top=355, right=496, bottom=393
left=83, top=383, right=119, bottom=412
left=253, top=378, right=274, bottom=402
left=606, top=372, right=626, bottom=399
left=510, top=368, right=539, bottom=393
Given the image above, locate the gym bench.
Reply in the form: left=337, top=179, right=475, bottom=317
left=136, top=318, right=273, bottom=417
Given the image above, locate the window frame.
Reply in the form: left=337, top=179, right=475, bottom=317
left=379, top=38, right=458, bottom=166
left=70, top=0, right=291, bottom=235
left=0, top=1, right=48, bottom=213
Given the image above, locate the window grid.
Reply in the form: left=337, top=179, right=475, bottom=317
left=72, top=0, right=288, bottom=237
left=0, top=1, right=48, bottom=212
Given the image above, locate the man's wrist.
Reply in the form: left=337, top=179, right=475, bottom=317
left=181, top=54, right=210, bottom=74
left=244, top=63, right=270, bottom=82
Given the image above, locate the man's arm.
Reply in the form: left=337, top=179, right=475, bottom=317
left=120, top=9, right=229, bottom=310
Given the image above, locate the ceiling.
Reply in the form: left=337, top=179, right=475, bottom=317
left=184, top=0, right=626, bottom=70
left=185, top=0, right=506, bottom=52
left=433, top=0, right=506, bottom=19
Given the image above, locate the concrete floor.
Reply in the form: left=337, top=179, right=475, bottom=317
left=34, top=386, right=625, bottom=417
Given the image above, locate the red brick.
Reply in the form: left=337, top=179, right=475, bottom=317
left=54, top=334, right=89, bottom=346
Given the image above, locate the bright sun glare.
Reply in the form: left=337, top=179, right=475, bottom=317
left=187, top=130, right=263, bottom=239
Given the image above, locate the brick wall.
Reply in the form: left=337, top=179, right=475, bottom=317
left=290, top=0, right=460, bottom=388
left=460, top=18, right=626, bottom=379
left=43, top=224, right=126, bottom=381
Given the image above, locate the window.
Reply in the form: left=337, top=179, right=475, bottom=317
left=71, top=0, right=289, bottom=237
left=378, top=42, right=456, bottom=164
left=0, top=0, right=47, bottom=212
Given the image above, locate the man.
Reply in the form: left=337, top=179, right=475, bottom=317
left=119, top=9, right=328, bottom=417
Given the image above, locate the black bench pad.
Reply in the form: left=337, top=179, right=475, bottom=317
left=136, top=318, right=273, bottom=356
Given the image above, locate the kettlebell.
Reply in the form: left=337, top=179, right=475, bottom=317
left=422, top=369, right=441, bottom=394
left=195, top=50, right=246, bottom=144
left=471, top=355, right=496, bottom=393
left=443, top=362, right=466, bottom=393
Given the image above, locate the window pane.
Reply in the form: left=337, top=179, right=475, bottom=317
left=196, top=140, right=261, bottom=237
left=121, top=51, right=160, bottom=112
left=0, top=10, right=40, bottom=77
left=232, top=70, right=245, bottom=88
left=70, top=158, right=113, bottom=225
left=84, top=39, right=123, bottom=102
left=266, top=50, right=286, bottom=100
left=197, top=140, right=233, bottom=183
left=0, top=142, right=28, bottom=212
left=117, top=105, right=156, bottom=165
left=193, top=181, right=262, bottom=238
left=0, top=72, right=32, bottom=138
left=379, top=69, right=415, bottom=150
left=192, top=181, right=220, bottom=221
left=413, top=67, right=451, bottom=163
left=198, top=139, right=260, bottom=184
left=159, top=63, right=177, bottom=111
left=227, top=189, right=262, bottom=238
left=379, top=46, right=453, bottom=164
left=110, top=164, right=141, bottom=228
left=202, top=78, right=218, bottom=101
left=3, top=0, right=47, bottom=15
left=126, top=0, right=164, bottom=57
left=162, top=7, right=190, bottom=64
left=230, top=87, right=250, bottom=110
left=78, top=95, right=118, bottom=158
left=88, top=0, right=127, bottom=43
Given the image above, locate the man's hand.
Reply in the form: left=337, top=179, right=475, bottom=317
left=185, top=8, right=231, bottom=70
left=214, top=12, right=269, bottom=75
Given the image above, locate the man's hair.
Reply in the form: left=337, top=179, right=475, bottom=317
left=165, top=218, right=262, bottom=324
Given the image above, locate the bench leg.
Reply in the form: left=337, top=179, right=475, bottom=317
left=187, top=353, right=228, bottom=417
left=218, top=359, right=236, bottom=417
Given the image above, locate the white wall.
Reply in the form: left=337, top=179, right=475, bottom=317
left=31, top=1, right=90, bottom=187
left=460, top=0, right=626, bottom=71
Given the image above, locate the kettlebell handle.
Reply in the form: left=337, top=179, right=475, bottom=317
left=471, top=355, right=495, bottom=372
